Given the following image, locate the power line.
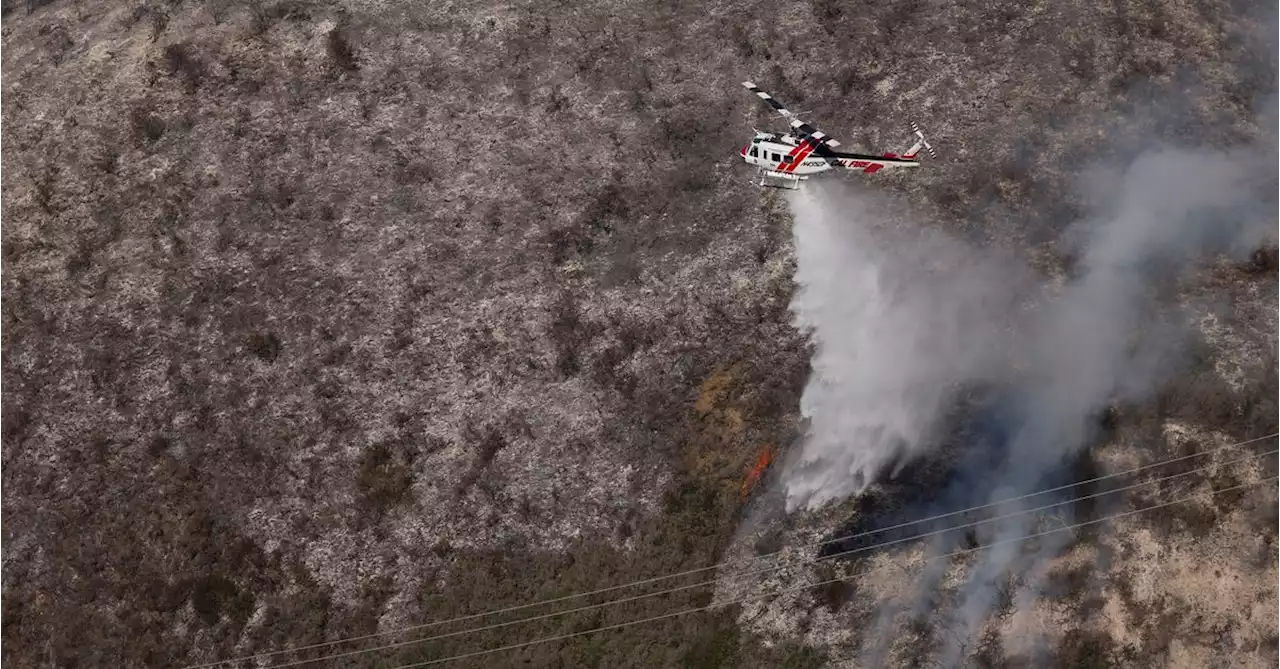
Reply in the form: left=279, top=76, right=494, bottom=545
left=249, top=444, right=1276, bottom=668
left=391, top=475, right=1277, bottom=668
left=191, top=432, right=1277, bottom=669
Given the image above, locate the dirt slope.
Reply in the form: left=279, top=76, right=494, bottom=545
left=2, top=0, right=1275, bottom=667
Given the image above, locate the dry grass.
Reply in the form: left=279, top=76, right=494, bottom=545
left=2, top=0, right=1275, bottom=667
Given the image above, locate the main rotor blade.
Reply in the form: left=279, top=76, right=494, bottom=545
left=742, top=81, right=843, bottom=148
left=810, top=139, right=845, bottom=167
left=742, top=81, right=797, bottom=121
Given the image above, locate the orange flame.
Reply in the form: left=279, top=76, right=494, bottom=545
left=740, top=444, right=775, bottom=500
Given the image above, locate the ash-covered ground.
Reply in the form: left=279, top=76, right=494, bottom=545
left=2, top=0, right=1276, bottom=667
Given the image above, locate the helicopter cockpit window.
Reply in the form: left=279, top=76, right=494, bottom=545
left=749, top=147, right=758, bottom=158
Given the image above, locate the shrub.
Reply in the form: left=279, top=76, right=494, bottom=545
left=454, top=424, right=508, bottom=495
left=356, top=442, right=414, bottom=515
left=244, top=332, right=282, bottom=363
left=326, top=26, right=359, bottom=72
left=1244, top=245, right=1278, bottom=274
left=162, top=42, right=207, bottom=92
left=130, top=108, right=166, bottom=144
left=1053, top=629, right=1120, bottom=669
left=972, top=626, right=1006, bottom=668
left=547, top=292, right=596, bottom=378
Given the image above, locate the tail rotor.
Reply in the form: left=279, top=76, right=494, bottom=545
left=909, top=121, right=937, bottom=159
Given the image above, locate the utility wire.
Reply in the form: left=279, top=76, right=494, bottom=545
left=191, top=433, right=1278, bottom=669
left=391, top=475, right=1277, bottom=668
left=244, top=444, right=1276, bottom=668
left=190, top=432, right=1278, bottom=669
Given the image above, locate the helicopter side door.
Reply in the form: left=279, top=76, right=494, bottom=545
left=751, top=144, right=785, bottom=170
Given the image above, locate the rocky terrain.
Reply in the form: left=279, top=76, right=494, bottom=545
left=2, top=0, right=1276, bottom=667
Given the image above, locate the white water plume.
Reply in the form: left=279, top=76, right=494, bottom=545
left=780, top=182, right=1034, bottom=512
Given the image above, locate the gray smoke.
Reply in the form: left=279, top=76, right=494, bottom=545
left=781, top=115, right=1276, bottom=664
left=939, top=140, right=1276, bottom=661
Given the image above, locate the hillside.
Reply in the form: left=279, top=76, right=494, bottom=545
left=1, top=0, right=1276, bottom=667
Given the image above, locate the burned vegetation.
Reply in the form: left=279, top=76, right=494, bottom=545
left=2, top=0, right=1276, bottom=668
left=814, top=388, right=1119, bottom=565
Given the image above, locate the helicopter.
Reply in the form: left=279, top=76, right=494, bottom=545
left=740, top=81, right=937, bottom=190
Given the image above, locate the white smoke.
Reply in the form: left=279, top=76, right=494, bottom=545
left=781, top=182, right=1035, bottom=511
left=935, top=142, right=1277, bottom=661
left=779, top=130, right=1276, bottom=664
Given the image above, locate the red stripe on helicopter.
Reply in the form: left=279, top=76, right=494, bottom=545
left=783, top=138, right=817, bottom=172
left=781, top=139, right=809, bottom=172
left=791, top=142, right=818, bottom=171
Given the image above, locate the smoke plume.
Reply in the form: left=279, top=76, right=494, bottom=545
left=780, top=114, right=1276, bottom=662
